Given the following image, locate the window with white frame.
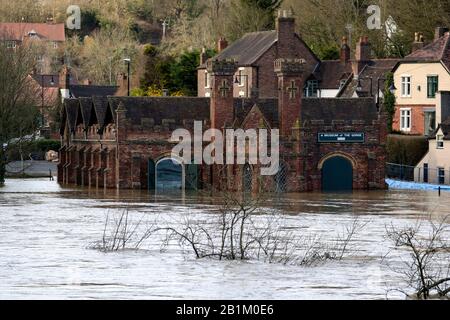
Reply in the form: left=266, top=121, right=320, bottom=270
left=400, top=108, right=411, bottom=131
left=437, top=134, right=444, bottom=149
left=204, top=71, right=210, bottom=88
left=237, top=68, right=245, bottom=87
left=303, top=80, right=319, bottom=97
left=401, top=76, right=411, bottom=97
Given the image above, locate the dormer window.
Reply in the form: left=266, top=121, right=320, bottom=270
left=437, top=134, right=444, bottom=149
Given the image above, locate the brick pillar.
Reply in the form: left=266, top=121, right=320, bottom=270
left=116, top=102, right=129, bottom=189
left=57, top=146, right=66, bottom=184
left=274, top=58, right=305, bottom=137
left=207, top=59, right=237, bottom=130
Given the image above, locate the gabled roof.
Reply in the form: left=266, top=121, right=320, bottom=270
left=78, top=97, right=94, bottom=127
left=314, top=60, right=352, bottom=90
left=430, top=118, right=450, bottom=140
left=64, top=99, right=79, bottom=133
left=69, top=85, right=119, bottom=98
left=0, top=23, right=65, bottom=41
left=92, top=96, right=110, bottom=129
left=401, top=32, right=450, bottom=70
left=199, top=30, right=319, bottom=68
left=338, top=59, right=400, bottom=98
left=234, top=98, right=278, bottom=128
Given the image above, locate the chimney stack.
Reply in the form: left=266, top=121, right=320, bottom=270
left=217, top=38, right=228, bottom=53
left=435, top=27, right=449, bottom=41
left=59, top=65, right=70, bottom=90
left=352, top=36, right=371, bottom=77
left=276, top=9, right=296, bottom=58
left=412, top=32, right=425, bottom=52
left=200, top=47, right=208, bottom=66
left=340, top=36, right=351, bottom=65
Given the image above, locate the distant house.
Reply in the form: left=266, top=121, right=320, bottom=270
left=414, top=91, right=450, bottom=184
left=197, top=11, right=320, bottom=98
left=392, top=27, right=450, bottom=136
left=415, top=121, right=450, bottom=184
left=198, top=13, right=399, bottom=100
left=0, top=21, right=66, bottom=73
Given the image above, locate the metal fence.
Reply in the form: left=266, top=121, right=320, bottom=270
left=386, top=162, right=450, bottom=185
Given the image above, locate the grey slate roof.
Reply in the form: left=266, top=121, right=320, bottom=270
left=107, top=97, right=211, bottom=126
left=69, top=85, right=119, bottom=98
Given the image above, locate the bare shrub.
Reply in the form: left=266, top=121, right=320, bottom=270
left=90, top=208, right=155, bottom=252
left=385, top=215, right=450, bottom=299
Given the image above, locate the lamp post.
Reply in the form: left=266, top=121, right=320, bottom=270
left=123, top=58, right=131, bottom=96
left=376, top=77, right=396, bottom=110
left=234, top=74, right=249, bottom=98
left=356, top=77, right=373, bottom=97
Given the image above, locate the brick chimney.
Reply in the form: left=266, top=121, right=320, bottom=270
left=276, top=10, right=296, bottom=58
left=340, top=36, right=351, bottom=65
left=217, top=38, right=228, bottom=53
left=59, top=66, right=71, bottom=99
left=274, top=58, right=305, bottom=137
left=200, top=47, right=208, bottom=65
left=207, top=59, right=237, bottom=130
left=352, top=36, right=371, bottom=77
left=412, top=32, right=425, bottom=52
left=435, top=27, right=449, bottom=41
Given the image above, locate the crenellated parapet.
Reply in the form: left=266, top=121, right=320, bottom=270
left=206, top=59, right=238, bottom=76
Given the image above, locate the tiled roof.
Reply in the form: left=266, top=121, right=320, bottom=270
left=201, top=31, right=277, bottom=68
left=69, top=85, right=119, bottom=98
left=199, top=30, right=318, bottom=68
left=314, top=60, right=352, bottom=90
left=405, top=32, right=450, bottom=70
left=0, top=23, right=65, bottom=41
left=107, top=97, right=211, bottom=126
left=339, top=59, right=400, bottom=98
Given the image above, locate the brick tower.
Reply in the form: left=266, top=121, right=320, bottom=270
left=274, top=58, right=305, bottom=137
left=207, top=59, right=237, bottom=130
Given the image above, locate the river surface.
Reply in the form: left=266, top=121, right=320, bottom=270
left=0, top=178, right=449, bottom=300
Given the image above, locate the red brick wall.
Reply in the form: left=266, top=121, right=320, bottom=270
left=393, top=104, right=435, bottom=135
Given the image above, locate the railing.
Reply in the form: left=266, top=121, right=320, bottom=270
left=386, top=162, right=450, bottom=185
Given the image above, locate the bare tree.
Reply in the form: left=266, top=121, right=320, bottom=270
left=385, top=215, right=450, bottom=299
left=0, top=40, right=40, bottom=186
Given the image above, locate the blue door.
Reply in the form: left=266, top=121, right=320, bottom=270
left=322, top=156, right=353, bottom=192
left=156, top=158, right=183, bottom=190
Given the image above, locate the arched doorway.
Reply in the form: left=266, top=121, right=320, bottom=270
left=321, top=156, right=353, bottom=192
left=156, top=158, right=184, bottom=191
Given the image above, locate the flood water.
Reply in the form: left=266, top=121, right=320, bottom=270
left=0, top=178, right=449, bottom=300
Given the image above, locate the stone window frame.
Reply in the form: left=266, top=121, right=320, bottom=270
left=204, top=71, right=210, bottom=89
left=401, top=75, right=412, bottom=97
left=400, top=107, right=412, bottom=132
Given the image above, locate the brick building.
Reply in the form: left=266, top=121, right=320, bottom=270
left=59, top=58, right=387, bottom=192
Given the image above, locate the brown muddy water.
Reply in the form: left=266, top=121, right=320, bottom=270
left=0, top=178, right=449, bottom=299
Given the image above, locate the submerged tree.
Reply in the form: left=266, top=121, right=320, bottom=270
left=0, top=41, right=40, bottom=186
